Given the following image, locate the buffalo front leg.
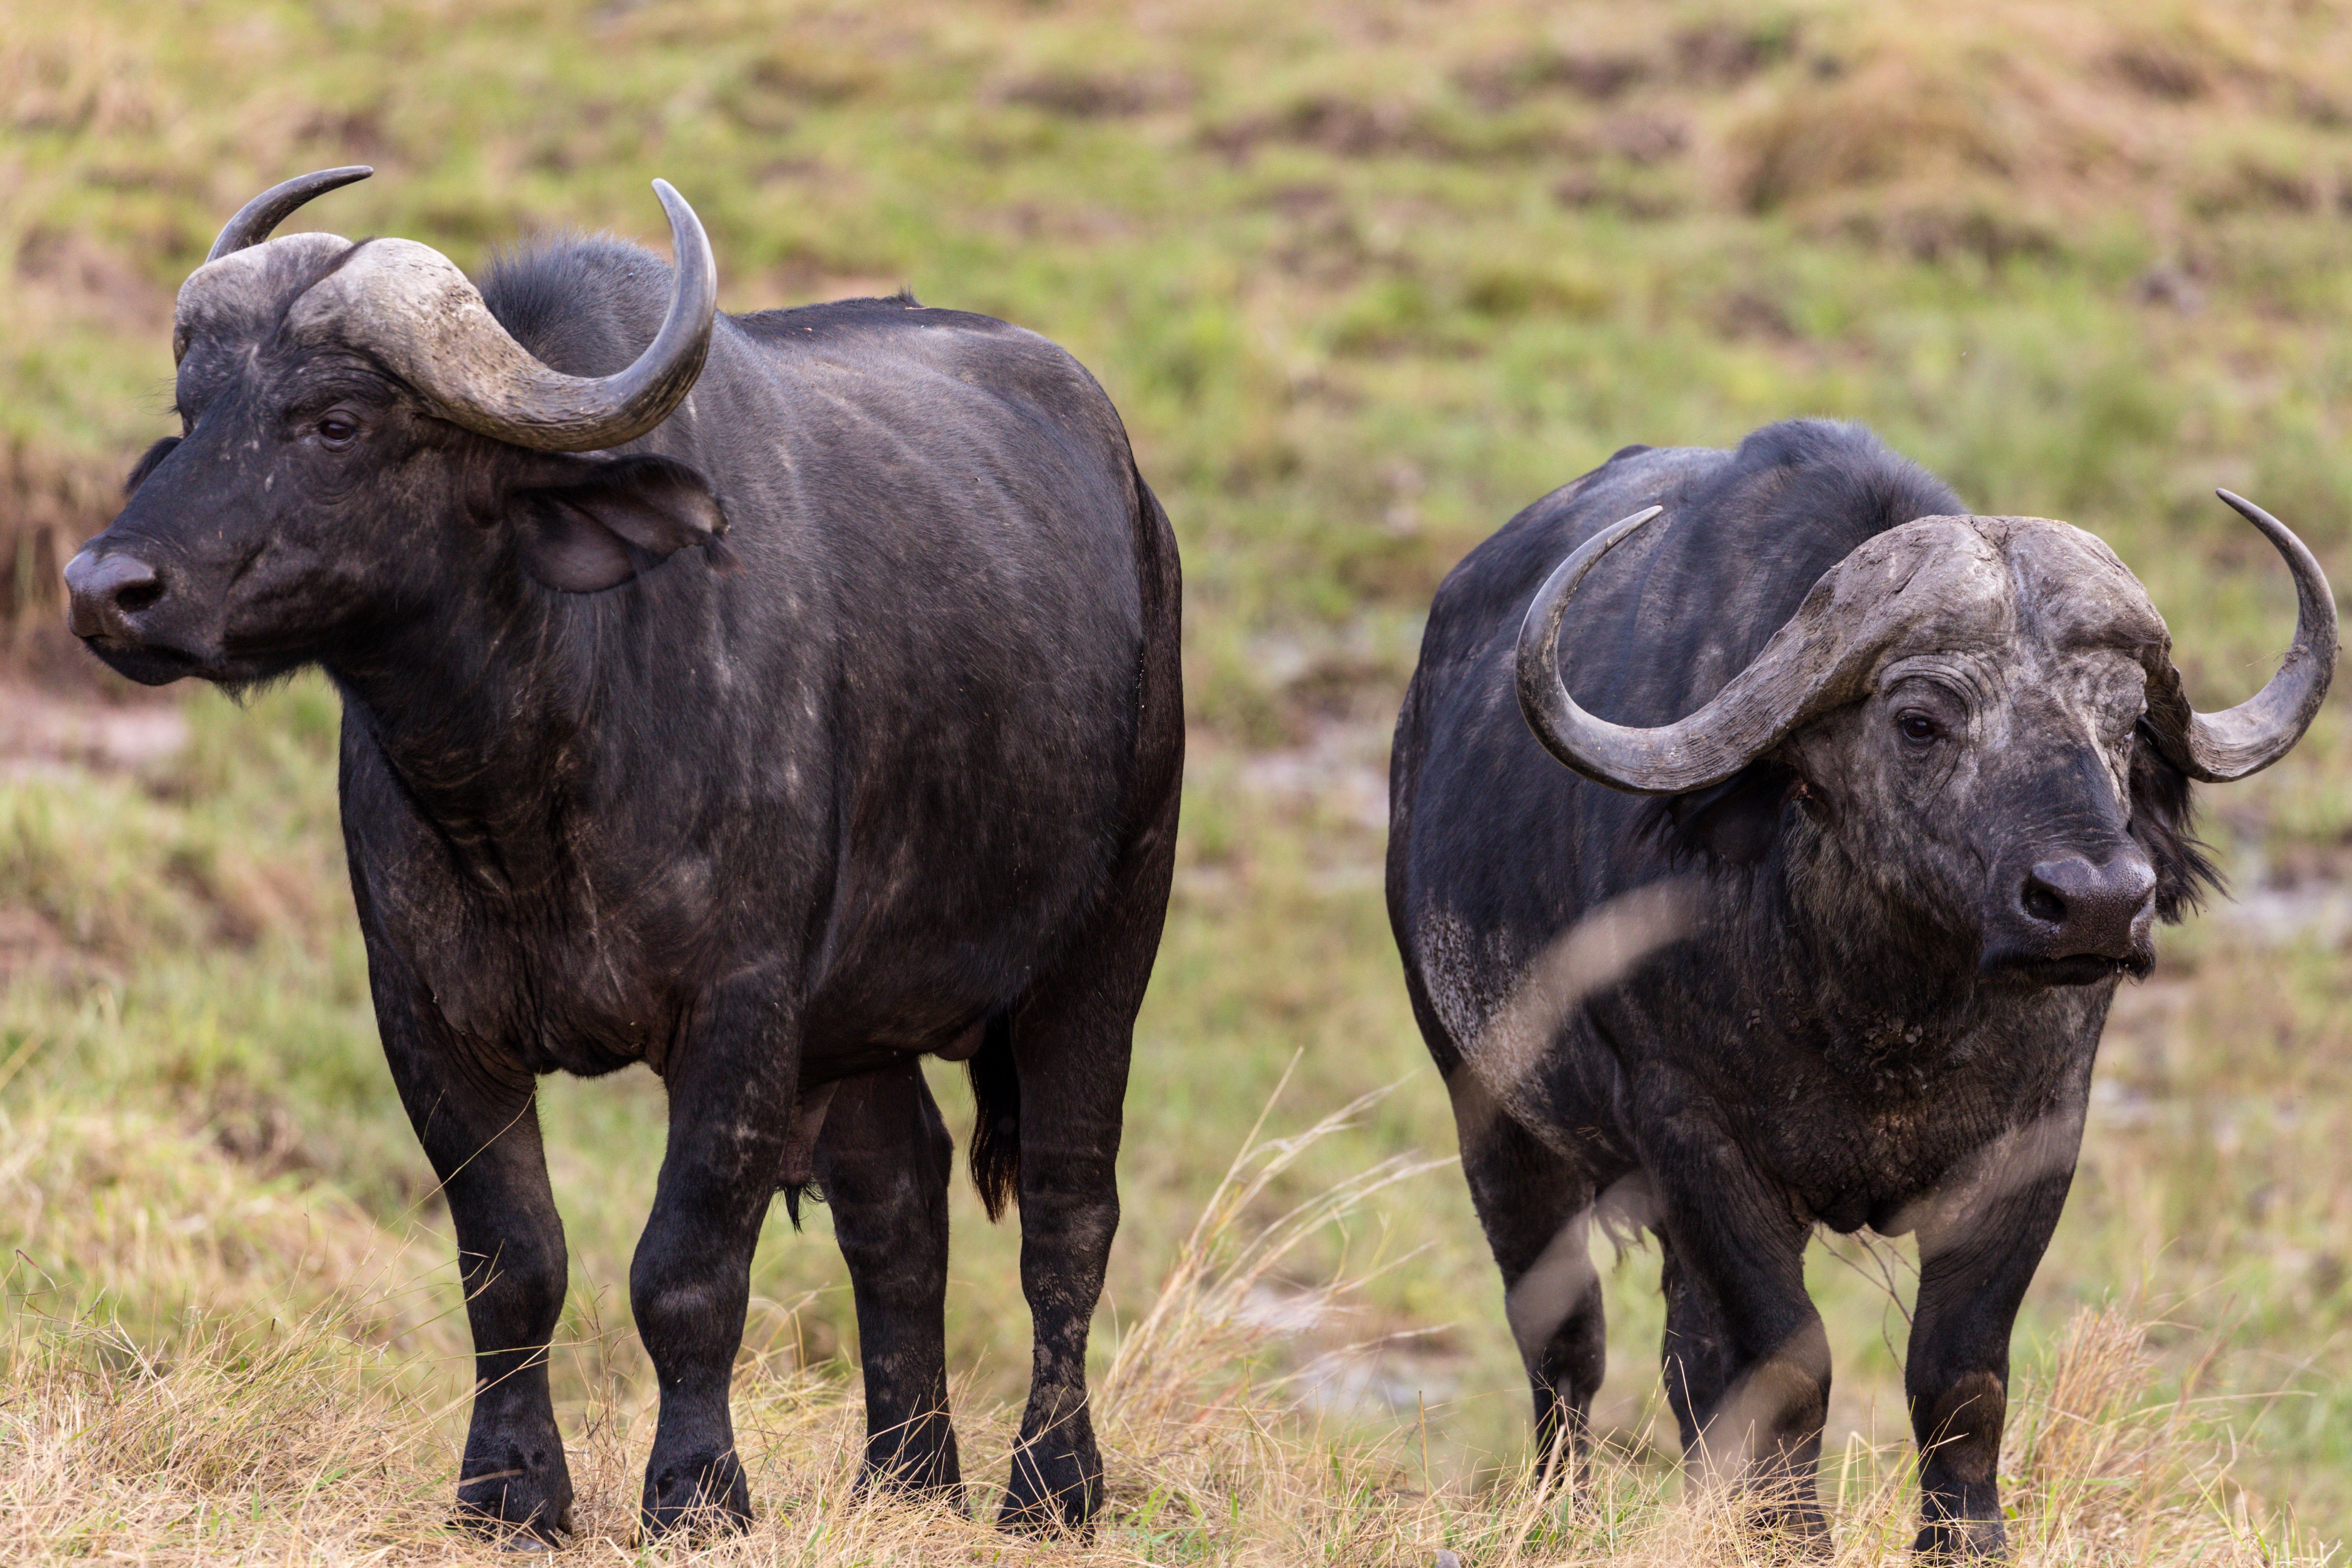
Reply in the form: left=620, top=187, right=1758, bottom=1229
left=812, top=1060, right=962, bottom=1502
left=631, top=988, right=799, bottom=1537
left=1445, top=1067, right=1606, bottom=1483
left=375, top=982, right=573, bottom=1542
left=1642, top=1092, right=1830, bottom=1543
left=1658, top=1231, right=1735, bottom=1462
left=1903, top=1115, right=2081, bottom=1560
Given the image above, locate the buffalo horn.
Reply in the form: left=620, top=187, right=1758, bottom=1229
left=2144, top=491, right=2338, bottom=782
left=1516, top=505, right=1900, bottom=795
left=280, top=179, right=717, bottom=453
left=1517, top=505, right=1789, bottom=795
left=206, top=166, right=374, bottom=263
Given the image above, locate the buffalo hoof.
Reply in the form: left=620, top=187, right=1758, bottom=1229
left=450, top=1511, right=572, bottom=1553
left=1778, top=1519, right=1835, bottom=1562
left=639, top=1448, right=752, bottom=1540
left=1727, top=1498, right=1831, bottom=1563
left=1914, top=1515, right=2007, bottom=1561
left=454, top=1439, right=575, bottom=1548
left=996, top=1432, right=1102, bottom=1536
left=857, top=1440, right=966, bottom=1514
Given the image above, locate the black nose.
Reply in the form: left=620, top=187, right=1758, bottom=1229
left=64, top=549, right=166, bottom=639
left=2020, top=854, right=2157, bottom=960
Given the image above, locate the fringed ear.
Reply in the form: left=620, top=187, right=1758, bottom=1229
left=2130, top=723, right=2223, bottom=921
left=125, top=436, right=182, bottom=496
left=1643, top=759, right=1799, bottom=868
left=507, top=452, right=727, bottom=593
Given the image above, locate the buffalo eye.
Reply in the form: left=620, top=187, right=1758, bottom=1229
left=1896, top=711, right=1943, bottom=745
left=315, top=414, right=360, bottom=447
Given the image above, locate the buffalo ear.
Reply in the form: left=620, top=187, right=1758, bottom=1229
left=509, top=453, right=727, bottom=594
left=2129, top=726, right=2223, bottom=922
left=125, top=436, right=182, bottom=496
left=1645, top=759, right=1798, bottom=868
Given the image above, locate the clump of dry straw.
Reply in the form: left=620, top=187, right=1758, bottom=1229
left=0, top=1084, right=2326, bottom=1565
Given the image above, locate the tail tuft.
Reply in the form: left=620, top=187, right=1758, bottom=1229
left=966, top=1012, right=1020, bottom=1222
left=781, top=1180, right=824, bottom=1230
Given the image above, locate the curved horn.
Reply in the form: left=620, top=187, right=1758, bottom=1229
left=1516, top=505, right=1915, bottom=795
left=1517, top=507, right=1735, bottom=793
left=2146, top=491, right=2338, bottom=782
left=287, top=179, right=717, bottom=452
left=206, top=167, right=373, bottom=262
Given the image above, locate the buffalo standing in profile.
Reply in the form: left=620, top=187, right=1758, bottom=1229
left=1386, top=421, right=2334, bottom=1555
left=66, top=169, right=1183, bottom=1542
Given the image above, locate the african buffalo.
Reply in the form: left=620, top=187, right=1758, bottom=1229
left=66, top=168, right=1182, bottom=1541
left=1386, top=421, right=2334, bottom=1555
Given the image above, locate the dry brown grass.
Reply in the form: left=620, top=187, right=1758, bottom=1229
left=0, top=1099, right=2326, bottom=1566
left=6, top=0, right=2352, bottom=1554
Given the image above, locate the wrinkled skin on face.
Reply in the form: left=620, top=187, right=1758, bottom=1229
left=1779, top=518, right=2175, bottom=994
left=79, top=235, right=723, bottom=688
left=1386, top=421, right=2314, bottom=1560
left=70, top=213, right=1183, bottom=1547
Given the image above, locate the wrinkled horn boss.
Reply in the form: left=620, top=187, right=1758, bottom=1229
left=193, top=168, right=718, bottom=452
left=1517, top=494, right=2337, bottom=795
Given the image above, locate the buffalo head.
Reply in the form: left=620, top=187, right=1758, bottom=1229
left=1517, top=500, right=2336, bottom=983
left=66, top=167, right=725, bottom=687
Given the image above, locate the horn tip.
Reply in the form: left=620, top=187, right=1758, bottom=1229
left=649, top=178, right=704, bottom=235
left=2212, top=488, right=2259, bottom=523
left=1607, top=504, right=1665, bottom=541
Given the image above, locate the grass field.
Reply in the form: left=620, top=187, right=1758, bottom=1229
left=3, top=0, right=2351, bottom=1560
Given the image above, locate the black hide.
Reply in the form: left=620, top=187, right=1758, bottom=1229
left=75, top=240, right=1183, bottom=1540
left=1387, top=421, right=2213, bottom=1558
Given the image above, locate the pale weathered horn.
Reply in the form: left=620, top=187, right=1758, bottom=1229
left=1517, top=506, right=1796, bottom=795
left=283, top=179, right=717, bottom=452
left=1516, top=506, right=1966, bottom=795
left=2142, top=490, right=2338, bottom=782
left=206, top=166, right=374, bottom=262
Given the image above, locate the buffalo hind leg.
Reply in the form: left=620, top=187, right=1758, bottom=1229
left=373, top=970, right=574, bottom=1544
left=812, top=1060, right=962, bottom=1503
left=1446, top=1068, right=1607, bottom=1483
left=996, top=801, right=1176, bottom=1534
left=993, top=987, right=1127, bottom=1533
left=630, top=984, right=799, bottom=1537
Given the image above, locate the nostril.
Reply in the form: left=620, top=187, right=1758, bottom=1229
left=64, top=550, right=165, bottom=639
left=2019, top=854, right=2159, bottom=964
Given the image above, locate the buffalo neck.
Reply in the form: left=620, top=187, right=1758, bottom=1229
left=325, top=566, right=601, bottom=898
left=1744, top=823, right=2031, bottom=1085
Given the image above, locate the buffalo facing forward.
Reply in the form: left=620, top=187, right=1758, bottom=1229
left=1387, top=422, right=2333, bottom=1555
left=67, top=170, right=1182, bottom=1541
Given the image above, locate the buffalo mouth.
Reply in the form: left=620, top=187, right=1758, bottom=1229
left=76, top=632, right=210, bottom=687
left=76, top=630, right=277, bottom=689
left=1980, top=948, right=2152, bottom=987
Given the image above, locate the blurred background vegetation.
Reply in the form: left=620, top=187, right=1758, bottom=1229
left=2, top=0, right=2349, bottom=1549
